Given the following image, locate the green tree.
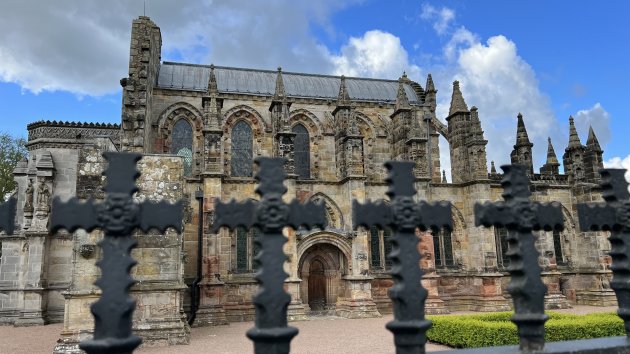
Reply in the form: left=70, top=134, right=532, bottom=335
left=0, top=133, right=27, bottom=201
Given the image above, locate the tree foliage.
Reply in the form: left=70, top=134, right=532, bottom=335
left=0, top=133, right=28, bottom=201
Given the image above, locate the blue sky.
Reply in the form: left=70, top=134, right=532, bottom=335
left=1, top=0, right=628, bottom=175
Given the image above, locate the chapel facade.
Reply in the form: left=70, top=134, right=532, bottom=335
left=0, top=16, right=613, bottom=351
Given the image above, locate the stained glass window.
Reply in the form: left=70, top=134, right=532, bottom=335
left=252, top=228, right=261, bottom=271
left=495, top=227, right=510, bottom=268
left=231, top=121, right=253, bottom=177
left=292, top=123, right=310, bottom=179
left=171, top=119, right=193, bottom=176
left=553, top=230, right=565, bottom=265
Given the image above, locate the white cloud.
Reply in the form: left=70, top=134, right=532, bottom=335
left=420, top=3, right=455, bottom=35
left=604, top=155, right=630, bottom=189
left=329, top=30, right=421, bottom=80
left=0, top=0, right=358, bottom=96
left=573, top=103, right=611, bottom=147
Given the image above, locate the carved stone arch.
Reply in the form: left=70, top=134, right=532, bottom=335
left=309, top=192, right=344, bottom=229
left=289, top=109, right=321, bottom=137
left=296, top=231, right=352, bottom=273
left=157, top=102, right=204, bottom=154
left=157, top=102, right=204, bottom=176
left=353, top=111, right=376, bottom=138
left=222, top=105, right=269, bottom=135
left=449, top=205, right=468, bottom=268
left=557, top=203, right=577, bottom=265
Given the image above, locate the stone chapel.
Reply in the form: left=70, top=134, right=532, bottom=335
left=0, top=16, right=612, bottom=352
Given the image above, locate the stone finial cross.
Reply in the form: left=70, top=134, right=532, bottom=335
left=577, top=168, right=630, bottom=335
left=0, top=196, right=16, bottom=235
left=353, top=161, right=452, bottom=354
left=475, top=164, right=563, bottom=352
left=213, top=157, right=326, bottom=354
left=50, top=152, right=183, bottom=354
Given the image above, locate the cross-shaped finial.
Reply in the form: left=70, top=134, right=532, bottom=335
left=50, top=152, right=183, bottom=354
left=577, top=168, right=630, bottom=335
left=354, top=161, right=452, bottom=353
left=475, top=164, right=563, bottom=352
left=213, top=157, right=326, bottom=354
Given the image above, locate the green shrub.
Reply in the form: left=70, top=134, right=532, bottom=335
left=426, top=312, right=623, bottom=348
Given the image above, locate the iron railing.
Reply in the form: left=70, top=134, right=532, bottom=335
left=45, top=152, right=630, bottom=354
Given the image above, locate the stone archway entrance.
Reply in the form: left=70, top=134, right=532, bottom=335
left=298, top=243, right=347, bottom=314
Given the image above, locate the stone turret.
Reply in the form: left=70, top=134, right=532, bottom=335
left=563, top=116, right=587, bottom=184
left=510, top=113, right=534, bottom=175
left=120, top=16, right=162, bottom=152
left=447, top=81, right=487, bottom=183
left=540, top=137, right=560, bottom=176
left=269, top=67, right=295, bottom=174
left=333, top=75, right=363, bottom=178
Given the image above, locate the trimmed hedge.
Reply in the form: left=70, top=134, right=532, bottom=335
left=426, top=312, right=624, bottom=348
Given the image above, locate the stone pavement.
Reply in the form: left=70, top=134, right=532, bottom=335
left=0, top=306, right=617, bottom=354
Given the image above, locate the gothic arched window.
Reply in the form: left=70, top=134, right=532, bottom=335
left=171, top=119, right=193, bottom=176
left=495, top=227, right=510, bottom=268
left=292, top=123, right=310, bottom=179
left=370, top=226, right=392, bottom=270
left=433, top=228, right=454, bottom=268
left=231, top=121, right=253, bottom=177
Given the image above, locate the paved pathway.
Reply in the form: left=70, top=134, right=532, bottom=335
left=0, top=306, right=617, bottom=354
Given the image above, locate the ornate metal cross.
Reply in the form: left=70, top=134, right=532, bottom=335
left=50, top=152, right=183, bottom=354
left=213, top=157, right=326, bottom=354
left=0, top=196, right=16, bottom=235
left=577, top=168, right=630, bottom=335
left=353, top=161, right=452, bottom=354
left=475, top=164, right=563, bottom=352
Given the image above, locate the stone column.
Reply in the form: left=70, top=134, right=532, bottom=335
left=418, top=230, right=448, bottom=314
left=196, top=175, right=228, bottom=326
left=283, top=176, right=307, bottom=321
left=335, top=179, right=380, bottom=318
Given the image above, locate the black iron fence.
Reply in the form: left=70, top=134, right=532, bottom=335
left=27, top=151, right=629, bottom=354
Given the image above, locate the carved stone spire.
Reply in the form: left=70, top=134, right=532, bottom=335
left=491, top=161, right=497, bottom=174
left=546, top=137, right=559, bottom=165
left=273, top=66, right=286, bottom=101
left=337, top=75, right=351, bottom=106
left=515, top=113, right=531, bottom=146
left=567, top=116, right=582, bottom=149
left=442, top=170, right=447, bottom=183
left=425, top=74, right=437, bottom=113
left=207, top=64, right=218, bottom=94
left=394, top=77, right=411, bottom=113
left=448, top=80, right=468, bottom=116
left=586, top=125, right=602, bottom=152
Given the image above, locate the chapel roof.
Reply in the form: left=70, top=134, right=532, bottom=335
left=156, top=62, right=422, bottom=104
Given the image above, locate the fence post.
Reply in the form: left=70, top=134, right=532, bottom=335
left=577, top=168, right=630, bottom=335
left=0, top=196, right=16, bottom=235
left=475, top=164, right=564, bottom=352
left=353, top=161, right=452, bottom=354
left=50, top=152, right=184, bottom=354
left=213, top=157, right=326, bottom=354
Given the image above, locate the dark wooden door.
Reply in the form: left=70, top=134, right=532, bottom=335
left=308, top=260, right=326, bottom=311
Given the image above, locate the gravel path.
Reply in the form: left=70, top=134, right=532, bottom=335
left=0, top=306, right=617, bottom=354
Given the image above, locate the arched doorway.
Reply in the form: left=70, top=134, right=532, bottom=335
left=299, top=243, right=347, bottom=314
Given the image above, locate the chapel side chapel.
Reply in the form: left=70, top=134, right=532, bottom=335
left=0, top=16, right=613, bottom=350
